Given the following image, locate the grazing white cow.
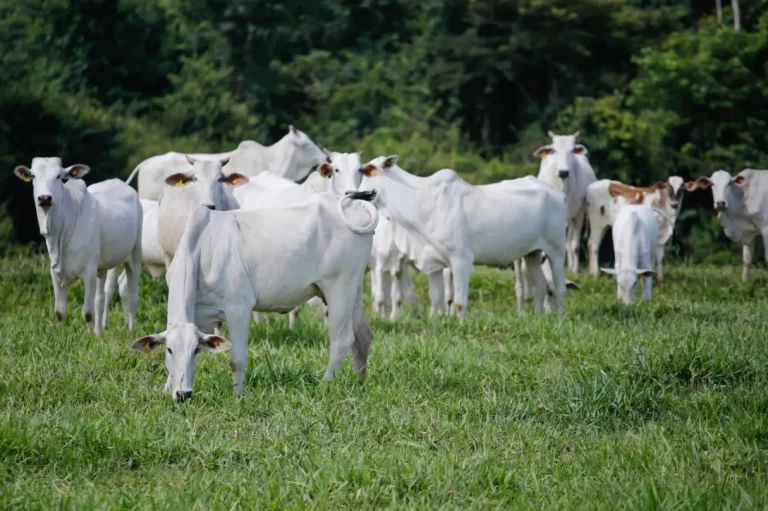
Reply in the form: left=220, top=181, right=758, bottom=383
left=369, top=215, right=418, bottom=319
left=132, top=191, right=379, bottom=401
left=586, top=177, right=698, bottom=279
left=359, top=156, right=568, bottom=319
left=601, top=205, right=660, bottom=304
left=126, top=126, right=326, bottom=200
left=14, top=158, right=142, bottom=333
left=157, top=156, right=248, bottom=266
left=697, top=169, right=768, bottom=282
left=534, top=131, right=597, bottom=272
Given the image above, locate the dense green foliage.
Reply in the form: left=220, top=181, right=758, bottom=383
left=2, top=255, right=768, bottom=507
left=2, top=0, right=768, bottom=258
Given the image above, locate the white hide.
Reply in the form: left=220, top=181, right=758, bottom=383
left=157, top=156, right=248, bottom=266
left=132, top=191, right=378, bottom=401
left=13, top=158, right=142, bottom=334
left=600, top=205, right=659, bottom=305
left=697, top=169, right=768, bottom=282
left=534, top=131, right=597, bottom=273
left=586, top=176, right=694, bottom=280
left=139, top=199, right=165, bottom=280
left=126, top=127, right=326, bottom=200
left=359, top=156, right=568, bottom=319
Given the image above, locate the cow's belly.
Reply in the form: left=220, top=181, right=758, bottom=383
left=471, top=230, right=546, bottom=265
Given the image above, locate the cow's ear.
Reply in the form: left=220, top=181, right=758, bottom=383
left=199, top=334, right=232, bottom=353
left=319, top=162, right=333, bottom=178
left=185, top=155, right=197, bottom=166
left=696, top=177, right=712, bottom=189
left=289, top=125, right=298, bottom=136
left=361, top=164, right=378, bottom=177
left=132, top=334, right=165, bottom=353
left=574, top=144, right=588, bottom=155
left=165, top=173, right=194, bottom=188
left=13, top=166, right=33, bottom=182
left=684, top=181, right=698, bottom=192
left=64, top=164, right=90, bottom=180
left=222, top=173, right=248, bottom=186
left=534, top=146, right=553, bottom=158
left=600, top=268, right=618, bottom=276
left=383, top=155, right=398, bottom=169
left=636, top=269, right=656, bottom=278
left=733, top=175, right=747, bottom=187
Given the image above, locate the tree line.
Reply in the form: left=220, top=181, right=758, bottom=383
left=1, top=0, right=767, bottom=261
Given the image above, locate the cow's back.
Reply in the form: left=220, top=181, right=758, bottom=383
left=740, top=169, right=768, bottom=220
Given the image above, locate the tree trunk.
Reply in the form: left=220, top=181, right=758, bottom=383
left=715, top=0, right=723, bottom=24
left=731, top=0, right=741, bottom=31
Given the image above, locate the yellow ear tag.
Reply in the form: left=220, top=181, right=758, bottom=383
left=22, top=175, right=32, bottom=183
left=70, top=170, right=78, bottom=177
left=143, top=343, right=151, bottom=353
left=232, top=178, right=239, bottom=185
left=176, top=181, right=185, bottom=188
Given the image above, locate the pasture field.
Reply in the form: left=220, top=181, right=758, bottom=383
left=1, top=254, right=768, bottom=509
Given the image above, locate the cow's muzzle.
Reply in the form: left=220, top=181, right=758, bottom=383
left=174, top=390, right=193, bottom=403
left=715, top=201, right=727, bottom=212
left=37, top=195, right=53, bottom=208
left=558, top=170, right=569, bottom=179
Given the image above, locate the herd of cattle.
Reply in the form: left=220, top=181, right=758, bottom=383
left=13, top=127, right=768, bottom=401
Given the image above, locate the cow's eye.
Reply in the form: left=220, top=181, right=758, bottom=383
left=55, top=175, right=60, bottom=180
left=166, top=348, right=173, bottom=355
left=194, top=347, right=201, bottom=355
left=334, top=168, right=339, bottom=174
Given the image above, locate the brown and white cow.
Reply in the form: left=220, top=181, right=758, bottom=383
left=586, top=176, right=697, bottom=279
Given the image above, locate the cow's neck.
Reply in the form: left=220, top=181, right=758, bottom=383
left=44, top=184, right=84, bottom=277
left=377, top=166, right=427, bottom=234
left=268, top=135, right=296, bottom=178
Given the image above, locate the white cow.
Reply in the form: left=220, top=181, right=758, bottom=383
left=600, top=205, right=660, bottom=304
left=139, top=199, right=165, bottom=280
left=126, top=126, right=326, bottom=200
left=359, top=156, right=568, bottom=319
left=369, top=215, right=418, bottom=319
left=697, top=169, right=768, bottom=282
left=132, top=191, right=378, bottom=401
left=14, top=158, right=142, bottom=334
left=586, top=177, right=698, bottom=279
left=157, top=156, right=248, bottom=266
left=534, top=131, right=597, bottom=272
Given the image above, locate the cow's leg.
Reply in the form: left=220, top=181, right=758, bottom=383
left=95, top=271, right=108, bottom=333
left=743, top=238, right=756, bottom=282
left=450, top=259, right=473, bottom=321
left=523, top=252, right=547, bottom=314
left=588, top=225, right=607, bottom=278
left=655, top=244, right=666, bottom=282
left=82, top=269, right=99, bottom=335
left=51, top=268, right=68, bottom=325
left=427, top=270, right=445, bottom=317
left=225, top=309, right=252, bottom=395
left=399, top=260, right=418, bottom=311
left=567, top=213, right=586, bottom=273
left=289, top=305, right=301, bottom=330
left=546, top=250, right=567, bottom=313
left=351, top=284, right=372, bottom=383
left=443, top=268, right=454, bottom=311
left=323, top=284, right=357, bottom=380
left=120, top=245, right=141, bottom=333
left=642, top=275, right=653, bottom=301
left=389, top=269, right=402, bottom=321
left=371, top=265, right=387, bottom=317
left=252, top=311, right=261, bottom=325
left=102, top=268, right=120, bottom=329
left=513, top=259, right=525, bottom=313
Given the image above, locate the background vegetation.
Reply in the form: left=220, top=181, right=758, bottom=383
left=2, top=0, right=768, bottom=260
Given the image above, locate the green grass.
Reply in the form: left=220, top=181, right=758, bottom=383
left=1, top=254, right=768, bottom=509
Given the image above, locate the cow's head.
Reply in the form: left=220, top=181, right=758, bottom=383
left=665, top=176, right=698, bottom=211
left=600, top=267, right=656, bottom=305
left=696, top=170, right=746, bottom=213
left=14, top=157, right=91, bottom=235
left=165, top=156, right=248, bottom=210
left=534, top=131, right=587, bottom=183
left=280, top=126, right=328, bottom=182
left=317, top=150, right=365, bottom=195
left=132, top=323, right=232, bottom=402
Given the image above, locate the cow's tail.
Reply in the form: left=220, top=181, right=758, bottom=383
left=338, top=190, right=379, bottom=234
left=125, top=162, right=142, bottom=185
